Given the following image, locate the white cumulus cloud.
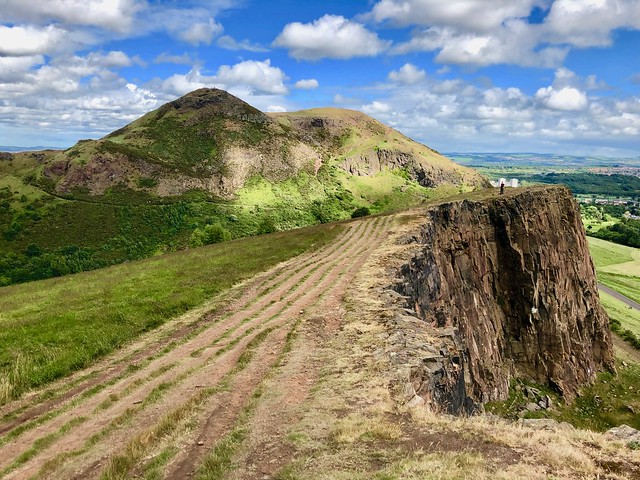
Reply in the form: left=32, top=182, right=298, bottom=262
left=177, top=18, right=223, bottom=46
left=294, top=79, right=319, bottom=89
left=1, top=0, right=143, bottom=33
left=388, top=63, right=426, bottom=84
left=369, top=0, right=539, bottom=31
left=0, top=55, right=44, bottom=82
left=367, top=0, right=640, bottom=69
left=214, top=59, right=288, bottom=95
left=362, top=101, right=392, bottom=114
left=535, top=86, right=588, bottom=111
left=273, top=15, right=390, bottom=60
left=160, top=60, right=289, bottom=97
left=544, top=0, right=640, bottom=47
left=0, top=24, right=67, bottom=56
left=393, top=21, right=568, bottom=68
left=88, top=51, right=137, bottom=68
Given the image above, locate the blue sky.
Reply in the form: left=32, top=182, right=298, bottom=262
left=1, top=0, right=639, bottom=156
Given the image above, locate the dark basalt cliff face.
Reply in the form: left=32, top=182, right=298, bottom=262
left=392, top=186, right=614, bottom=414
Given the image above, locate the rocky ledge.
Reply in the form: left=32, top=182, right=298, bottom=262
left=384, top=186, right=614, bottom=414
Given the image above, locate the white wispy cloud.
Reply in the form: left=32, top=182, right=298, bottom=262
left=153, top=53, right=197, bottom=66
left=217, top=35, right=268, bottom=52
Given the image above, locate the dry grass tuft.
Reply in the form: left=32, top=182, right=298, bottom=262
left=332, top=413, right=403, bottom=443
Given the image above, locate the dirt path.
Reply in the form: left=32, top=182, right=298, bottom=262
left=0, top=214, right=393, bottom=480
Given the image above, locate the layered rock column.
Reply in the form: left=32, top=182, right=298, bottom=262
left=395, top=186, right=614, bottom=413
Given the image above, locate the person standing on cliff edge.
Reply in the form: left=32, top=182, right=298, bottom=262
left=500, top=181, right=505, bottom=195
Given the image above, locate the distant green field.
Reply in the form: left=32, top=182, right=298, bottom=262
left=588, top=236, right=637, bottom=268
left=598, top=273, right=640, bottom=306
left=588, top=237, right=640, bottom=334
left=600, top=292, right=640, bottom=337
left=0, top=223, right=341, bottom=403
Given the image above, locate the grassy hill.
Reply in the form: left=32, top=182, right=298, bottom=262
left=0, top=221, right=341, bottom=403
left=0, top=88, right=487, bottom=286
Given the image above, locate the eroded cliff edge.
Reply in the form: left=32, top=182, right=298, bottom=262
left=387, top=185, right=614, bottom=414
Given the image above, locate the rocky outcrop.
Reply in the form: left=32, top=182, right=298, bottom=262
left=270, top=107, right=489, bottom=190
left=390, top=186, right=614, bottom=414
left=341, top=148, right=462, bottom=187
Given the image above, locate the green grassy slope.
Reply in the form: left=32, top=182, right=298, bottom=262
left=589, top=237, right=640, bottom=305
left=0, top=221, right=341, bottom=403
left=600, top=292, right=640, bottom=337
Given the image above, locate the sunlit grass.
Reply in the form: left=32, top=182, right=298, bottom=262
left=588, top=236, right=637, bottom=268
left=600, top=291, right=640, bottom=337
left=0, top=223, right=341, bottom=403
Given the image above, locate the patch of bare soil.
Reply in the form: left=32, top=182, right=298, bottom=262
left=394, top=413, right=523, bottom=465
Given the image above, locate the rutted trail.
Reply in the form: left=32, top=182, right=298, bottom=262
left=0, top=214, right=392, bottom=480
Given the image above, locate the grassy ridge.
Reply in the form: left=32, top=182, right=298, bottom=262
left=0, top=223, right=342, bottom=403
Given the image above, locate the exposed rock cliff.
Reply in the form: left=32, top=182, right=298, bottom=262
left=388, top=186, right=614, bottom=414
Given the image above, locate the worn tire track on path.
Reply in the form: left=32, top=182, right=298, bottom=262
left=165, top=215, right=392, bottom=479
left=0, top=221, right=351, bottom=434
left=0, top=214, right=392, bottom=480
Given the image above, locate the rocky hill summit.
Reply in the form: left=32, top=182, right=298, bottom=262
left=383, top=186, right=614, bottom=413
left=25, top=88, right=486, bottom=198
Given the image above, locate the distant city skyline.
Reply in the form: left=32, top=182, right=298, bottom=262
left=1, top=0, right=639, bottom=156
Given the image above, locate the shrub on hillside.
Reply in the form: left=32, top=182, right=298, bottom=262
left=257, top=216, right=277, bottom=235
left=610, top=317, right=640, bottom=350
left=189, top=223, right=231, bottom=247
left=591, top=219, right=640, bottom=248
left=351, top=207, right=371, bottom=218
